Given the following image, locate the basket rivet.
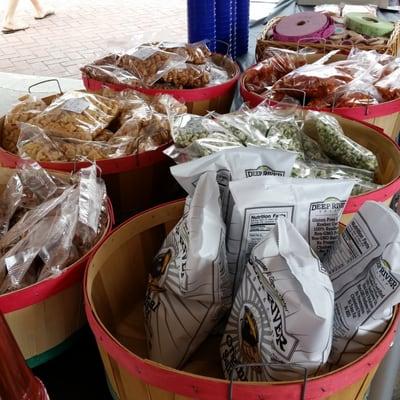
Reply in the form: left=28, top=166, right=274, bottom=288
left=320, top=387, right=326, bottom=392
left=192, top=385, right=199, bottom=393
left=136, top=367, right=142, bottom=374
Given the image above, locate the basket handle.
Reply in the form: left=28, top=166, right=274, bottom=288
left=106, top=196, right=115, bottom=227
left=28, top=79, right=63, bottom=94
left=228, top=362, right=308, bottom=400
left=216, top=40, right=231, bottom=56
left=297, top=37, right=327, bottom=54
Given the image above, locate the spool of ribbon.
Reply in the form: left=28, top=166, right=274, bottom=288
left=345, top=13, right=394, bottom=38
left=273, top=12, right=335, bottom=43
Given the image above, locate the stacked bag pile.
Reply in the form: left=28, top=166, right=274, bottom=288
left=144, top=143, right=400, bottom=381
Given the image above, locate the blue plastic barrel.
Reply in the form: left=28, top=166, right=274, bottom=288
left=231, top=0, right=237, bottom=58
left=187, top=0, right=216, bottom=51
left=216, top=0, right=233, bottom=55
left=235, top=0, right=250, bottom=57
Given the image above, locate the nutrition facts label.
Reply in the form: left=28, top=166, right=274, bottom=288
left=241, top=206, right=294, bottom=261
left=324, top=216, right=379, bottom=280
left=333, top=259, right=399, bottom=343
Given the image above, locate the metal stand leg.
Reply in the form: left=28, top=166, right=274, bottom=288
left=369, top=326, right=400, bottom=400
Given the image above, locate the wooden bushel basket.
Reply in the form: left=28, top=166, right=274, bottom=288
left=241, top=53, right=400, bottom=142
left=85, top=200, right=400, bottom=400
left=0, top=167, right=112, bottom=367
left=82, top=54, right=241, bottom=116
left=0, top=95, right=183, bottom=222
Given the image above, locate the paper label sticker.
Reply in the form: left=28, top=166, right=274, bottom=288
left=133, top=47, right=157, bottom=60
left=62, top=98, right=90, bottom=114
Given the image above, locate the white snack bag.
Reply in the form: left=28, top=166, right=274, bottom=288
left=170, top=147, right=297, bottom=222
left=228, top=176, right=354, bottom=295
left=221, top=217, right=334, bottom=381
left=144, top=171, right=231, bottom=368
left=323, top=201, right=400, bottom=290
left=323, top=201, right=400, bottom=367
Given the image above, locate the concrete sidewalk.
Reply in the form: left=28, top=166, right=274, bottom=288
left=0, top=0, right=187, bottom=78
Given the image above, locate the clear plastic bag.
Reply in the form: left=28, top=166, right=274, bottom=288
left=0, top=218, right=50, bottom=293
left=7, top=160, right=69, bottom=220
left=0, top=185, right=84, bottom=291
left=334, top=88, right=380, bottom=108
left=261, top=120, right=304, bottom=159
left=117, top=45, right=187, bottom=86
left=163, top=144, right=194, bottom=164
left=17, top=159, right=58, bottom=202
left=159, top=41, right=212, bottom=64
left=80, top=59, right=142, bottom=87
left=0, top=174, right=23, bottom=238
left=301, top=131, right=331, bottom=162
left=0, top=182, right=77, bottom=292
left=206, top=60, right=229, bottom=86
left=305, top=112, right=378, bottom=172
left=351, top=180, right=382, bottom=196
left=102, top=89, right=153, bottom=126
left=216, top=112, right=260, bottom=145
left=0, top=186, right=76, bottom=253
left=165, top=116, right=242, bottom=162
left=244, top=105, right=275, bottom=136
left=2, top=95, right=47, bottom=153
left=273, top=52, right=355, bottom=101
left=246, top=48, right=307, bottom=93
left=138, top=113, right=171, bottom=145
left=37, top=188, right=79, bottom=281
left=185, top=131, right=242, bottom=158
left=292, top=159, right=375, bottom=182
left=116, top=111, right=170, bottom=142
left=57, top=136, right=133, bottom=161
left=76, top=165, right=107, bottom=254
left=17, top=123, right=65, bottom=162
left=18, top=123, right=132, bottom=162
left=304, top=51, right=389, bottom=108
left=94, top=129, right=114, bottom=142
left=346, top=49, right=385, bottom=78
left=375, top=66, right=400, bottom=102
left=150, top=94, right=187, bottom=115
left=29, top=91, right=120, bottom=141
left=0, top=161, right=108, bottom=292
left=161, top=63, right=211, bottom=88
left=170, top=114, right=211, bottom=148
left=169, top=104, right=305, bottom=160
left=331, top=54, right=384, bottom=108
left=246, top=100, right=301, bottom=135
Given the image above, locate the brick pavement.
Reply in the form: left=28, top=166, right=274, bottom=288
left=0, top=0, right=187, bottom=78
